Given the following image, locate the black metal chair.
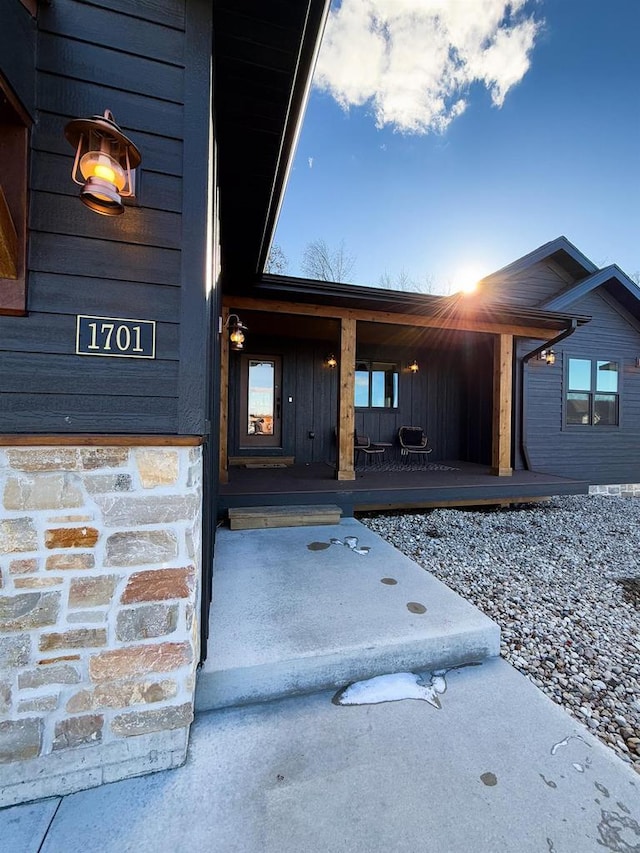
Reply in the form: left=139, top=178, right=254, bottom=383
left=398, top=426, right=432, bottom=466
left=354, top=433, right=386, bottom=466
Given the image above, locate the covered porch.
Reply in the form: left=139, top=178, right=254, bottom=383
left=218, top=459, right=588, bottom=518
left=218, top=277, right=588, bottom=512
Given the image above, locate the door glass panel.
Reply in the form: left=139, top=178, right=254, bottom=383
left=596, top=361, right=618, bottom=392
left=568, top=358, right=591, bottom=391
left=247, top=360, right=275, bottom=436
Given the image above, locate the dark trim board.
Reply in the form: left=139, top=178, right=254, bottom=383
left=218, top=462, right=589, bottom=518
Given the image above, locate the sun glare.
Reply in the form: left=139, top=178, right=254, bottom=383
left=453, top=266, right=484, bottom=295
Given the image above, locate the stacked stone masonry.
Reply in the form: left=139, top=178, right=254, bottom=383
left=588, top=484, right=640, bottom=497
left=0, top=446, right=202, bottom=806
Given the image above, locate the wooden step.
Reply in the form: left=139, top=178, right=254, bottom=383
left=229, top=456, right=295, bottom=468
left=228, top=504, right=342, bottom=530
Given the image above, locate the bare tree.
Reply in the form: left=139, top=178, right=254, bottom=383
left=301, top=239, right=356, bottom=282
left=265, top=243, right=289, bottom=275
left=630, top=271, right=640, bottom=287
left=378, top=270, right=444, bottom=294
left=378, top=268, right=412, bottom=290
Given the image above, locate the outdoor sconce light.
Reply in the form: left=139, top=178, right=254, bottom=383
left=408, top=359, right=420, bottom=374
left=224, top=314, right=248, bottom=351
left=325, top=354, right=337, bottom=369
left=64, top=110, right=141, bottom=216
left=539, top=349, right=556, bottom=365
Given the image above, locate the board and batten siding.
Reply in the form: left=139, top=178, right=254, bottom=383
left=522, top=289, right=640, bottom=483
left=228, top=337, right=481, bottom=466
left=0, top=0, right=213, bottom=436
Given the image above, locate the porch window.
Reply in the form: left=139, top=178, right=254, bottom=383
left=566, top=358, right=619, bottom=426
left=355, top=361, right=399, bottom=409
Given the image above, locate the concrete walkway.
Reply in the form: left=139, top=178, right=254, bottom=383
left=196, top=519, right=499, bottom=710
left=3, top=658, right=639, bottom=852
left=3, top=520, right=639, bottom=850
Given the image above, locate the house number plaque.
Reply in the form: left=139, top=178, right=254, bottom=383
left=75, top=315, right=156, bottom=359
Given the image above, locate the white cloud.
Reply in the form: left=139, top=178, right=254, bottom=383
left=314, top=0, right=542, bottom=134
left=308, top=156, right=314, bottom=169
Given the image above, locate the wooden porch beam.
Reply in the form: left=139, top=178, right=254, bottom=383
left=223, top=295, right=565, bottom=340
left=219, top=306, right=230, bottom=485
left=491, top=333, right=513, bottom=477
left=337, top=317, right=356, bottom=481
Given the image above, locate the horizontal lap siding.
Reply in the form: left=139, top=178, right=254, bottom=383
left=524, top=291, right=640, bottom=483
left=484, top=261, right=573, bottom=307
left=0, top=0, right=188, bottom=435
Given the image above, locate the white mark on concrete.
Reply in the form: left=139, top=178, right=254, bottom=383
left=330, top=536, right=370, bottom=555
left=573, top=763, right=585, bottom=773
left=333, top=671, right=447, bottom=708
left=550, top=733, right=591, bottom=756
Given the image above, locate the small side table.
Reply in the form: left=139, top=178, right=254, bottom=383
left=370, top=441, right=393, bottom=462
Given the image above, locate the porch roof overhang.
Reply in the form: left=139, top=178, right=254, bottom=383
left=226, top=274, right=592, bottom=339
left=213, top=0, right=331, bottom=288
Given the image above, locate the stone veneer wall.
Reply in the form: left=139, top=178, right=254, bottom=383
left=0, top=445, right=202, bottom=807
left=589, top=484, right=640, bottom=497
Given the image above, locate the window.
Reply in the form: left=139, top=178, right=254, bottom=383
left=355, top=361, right=399, bottom=409
left=566, top=358, right=619, bottom=426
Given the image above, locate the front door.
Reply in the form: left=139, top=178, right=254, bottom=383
left=239, top=355, right=282, bottom=448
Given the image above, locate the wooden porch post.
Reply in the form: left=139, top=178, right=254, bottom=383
left=491, top=333, right=513, bottom=476
left=219, top=306, right=230, bottom=485
left=337, top=316, right=356, bottom=481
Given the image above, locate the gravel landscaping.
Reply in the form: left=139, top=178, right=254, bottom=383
left=360, top=494, right=640, bottom=773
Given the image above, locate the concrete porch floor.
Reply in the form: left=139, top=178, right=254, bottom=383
left=195, top=518, right=500, bottom=711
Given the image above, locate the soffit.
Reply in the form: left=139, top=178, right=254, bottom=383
left=214, top=0, right=329, bottom=289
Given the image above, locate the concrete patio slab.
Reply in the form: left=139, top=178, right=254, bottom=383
left=10, top=658, right=638, bottom=853
left=195, top=518, right=500, bottom=710
left=0, top=797, right=60, bottom=852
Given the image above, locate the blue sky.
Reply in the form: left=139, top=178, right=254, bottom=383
left=274, top=0, right=640, bottom=292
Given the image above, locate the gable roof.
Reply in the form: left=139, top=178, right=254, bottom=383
left=479, top=236, right=598, bottom=286
left=541, top=264, right=640, bottom=319
left=475, top=236, right=640, bottom=323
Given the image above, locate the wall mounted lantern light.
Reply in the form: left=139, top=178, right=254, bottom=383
left=408, top=359, right=420, bottom=374
left=64, top=110, right=141, bottom=216
left=224, top=314, right=248, bottom=350
left=325, top=353, right=337, bottom=369
left=539, top=349, right=556, bottom=365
